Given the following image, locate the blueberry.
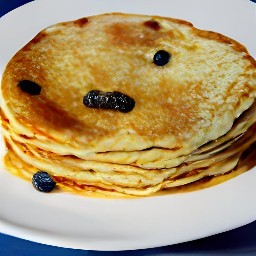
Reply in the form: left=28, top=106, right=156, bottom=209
left=82, top=90, right=101, bottom=108
left=32, top=171, right=56, bottom=192
left=153, top=50, right=171, bottom=66
left=83, top=90, right=135, bottom=113
left=18, top=80, right=41, bottom=95
left=111, top=91, right=135, bottom=113
left=143, top=20, right=161, bottom=31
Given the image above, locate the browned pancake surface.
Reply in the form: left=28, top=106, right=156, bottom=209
left=2, top=13, right=256, bottom=153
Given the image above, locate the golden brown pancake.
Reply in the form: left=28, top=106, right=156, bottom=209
left=1, top=13, right=256, bottom=197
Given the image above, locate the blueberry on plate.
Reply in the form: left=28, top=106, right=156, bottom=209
left=32, top=171, right=56, bottom=192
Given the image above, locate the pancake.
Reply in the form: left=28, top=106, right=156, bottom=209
left=1, top=13, right=256, bottom=197
left=2, top=122, right=256, bottom=196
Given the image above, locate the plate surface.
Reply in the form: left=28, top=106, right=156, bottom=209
left=0, top=0, right=256, bottom=251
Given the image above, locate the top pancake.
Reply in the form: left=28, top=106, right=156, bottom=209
left=1, top=13, right=256, bottom=157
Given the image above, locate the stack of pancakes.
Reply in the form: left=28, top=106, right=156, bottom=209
left=1, top=13, right=256, bottom=197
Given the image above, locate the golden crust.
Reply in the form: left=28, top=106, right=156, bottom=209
left=2, top=13, right=256, bottom=153
left=193, top=29, right=256, bottom=68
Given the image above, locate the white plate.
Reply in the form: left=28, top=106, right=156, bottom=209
left=0, top=0, right=256, bottom=251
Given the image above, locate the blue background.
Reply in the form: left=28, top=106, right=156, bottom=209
left=0, top=1, right=256, bottom=255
